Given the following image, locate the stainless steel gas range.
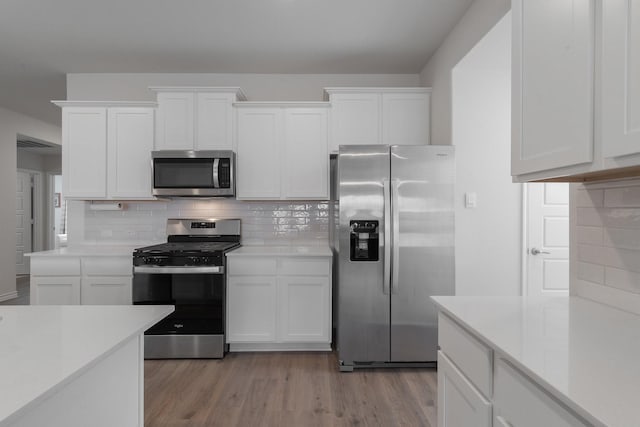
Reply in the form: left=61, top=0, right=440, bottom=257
left=132, top=218, right=241, bottom=359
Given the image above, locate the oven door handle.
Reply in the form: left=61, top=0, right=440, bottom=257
left=133, top=266, right=225, bottom=274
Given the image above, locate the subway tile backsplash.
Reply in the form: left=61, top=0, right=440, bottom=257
left=84, top=199, right=330, bottom=246
left=575, top=179, right=640, bottom=297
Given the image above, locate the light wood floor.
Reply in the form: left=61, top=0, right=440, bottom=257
left=144, top=352, right=437, bottom=427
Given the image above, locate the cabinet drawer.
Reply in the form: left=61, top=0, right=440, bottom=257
left=438, top=313, right=492, bottom=398
left=227, top=257, right=277, bottom=276
left=438, top=351, right=491, bottom=427
left=279, top=258, right=331, bottom=276
left=494, top=358, right=589, bottom=427
left=31, top=257, right=81, bottom=276
left=83, top=257, right=132, bottom=276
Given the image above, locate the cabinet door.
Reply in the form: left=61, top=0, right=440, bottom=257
left=155, top=92, right=194, bottom=150
left=62, top=107, right=107, bottom=198
left=382, top=92, right=430, bottom=145
left=283, top=108, right=329, bottom=199
left=494, top=358, right=589, bottom=426
left=602, top=0, right=640, bottom=158
left=278, top=275, right=330, bottom=343
left=437, top=351, right=492, bottom=427
left=329, top=93, right=381, bottom=152
left=107, top=108, right=154, bottom=199
left=235, top=108, right=282, bottom=199
left=227, top=276, right=277, bottom=342
left=30, top=276, right=81, bottom=305
left=511, top=0, right=595, bottom=175
left=81, top=276, right=132, bottom=305
left=196, top=92, right=234, bottom=150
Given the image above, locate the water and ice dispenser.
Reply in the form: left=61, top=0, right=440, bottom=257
left=349, top=220, right=379, bottom=261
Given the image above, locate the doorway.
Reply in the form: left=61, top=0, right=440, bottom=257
left=523, top=183, right=569, bottom=296
left=16, top=170, right=34, bottom=275
left=16, top=136, right=62, bottom=276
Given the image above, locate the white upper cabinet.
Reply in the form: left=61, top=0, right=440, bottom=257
left=151, top=87, right=245, bottom=151
left=382, top=92, right=430, bottom=145
left=62, top=107, right=108, bottom=198
left=512, top=0, right=596, bottom=177
left=154, top=92, right=194, bottom=150
left=324, top=88, right=431, bottom=152
left=602, top=0, right=640, bottom=162
left=56, top=101, right=156, bottom=200
left=283, top=108, right=329, bottom=199
left=513, top=1, right=640, bottom=182
left=235, top=103, right=330, bottom=200
left=327, top=92, right=380, bottom=148
left=235, top=107, right=283, bottom=199
left=107, top=108, right=154, bottom=199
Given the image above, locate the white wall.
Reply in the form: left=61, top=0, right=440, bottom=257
left=451, top=13, right=520, bottom=296
left=0, top=107, right=60, bottom=301
left=67, top=73, right=421, bottom=101
left=420, top=0, right=510, bottom=145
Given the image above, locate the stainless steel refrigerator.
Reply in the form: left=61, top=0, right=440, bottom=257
left=336, top=144, right=454, bottom=371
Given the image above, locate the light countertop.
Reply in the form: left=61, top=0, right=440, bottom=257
left=432, top=296, right=640, bottom=427
left=25, top=243, right=162, bottom=257
left=226, top=245, right=332, bottom=257
left=0, top=305, right=173, bottom=425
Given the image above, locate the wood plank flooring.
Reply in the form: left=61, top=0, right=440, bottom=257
left=144, top=352, right=437, bottom=427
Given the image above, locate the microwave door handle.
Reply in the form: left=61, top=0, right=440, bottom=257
left=213, top=158, right=220, bottom=188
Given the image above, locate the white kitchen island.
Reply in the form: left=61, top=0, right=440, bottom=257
left=0, top=305, right=173, bottom=427
left=433, top=296, right=640, bottom=427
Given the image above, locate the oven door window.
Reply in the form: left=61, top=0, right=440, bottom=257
left=133, top=273, right=224, bottom=335
left=153, top=158, right=214, bottom=188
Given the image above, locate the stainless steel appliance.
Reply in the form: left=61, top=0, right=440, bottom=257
left=132, top=218, right=241, bottom=359
left=152, top=150, right=235, bottom=197
left=336, top=145, right=454, bottom=371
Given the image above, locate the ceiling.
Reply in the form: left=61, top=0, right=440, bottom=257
left=0, top=0, right=473, bottom=126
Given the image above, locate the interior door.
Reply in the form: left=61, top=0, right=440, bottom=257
left=390, top=145, right=455, bottom=362
left=16, top=170, right=32, bottom=275
left=526, top=183, right=569, bottom=296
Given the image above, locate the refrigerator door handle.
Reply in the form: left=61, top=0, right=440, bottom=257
left=383, top=179, right=391, bottom=295
left=391, top=179, right=400, bottom=294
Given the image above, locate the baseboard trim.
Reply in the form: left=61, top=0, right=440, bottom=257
left=228, top=342, right=332, bottom=352
left=0, top=291, right=19, bottom=302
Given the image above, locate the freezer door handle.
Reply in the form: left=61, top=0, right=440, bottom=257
left=383, top=179, right=391, bottom=295
left=391, top=179, right=400, bottom=294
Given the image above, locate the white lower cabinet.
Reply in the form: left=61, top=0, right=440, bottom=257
left=437, top=351, right=491, bottom=427
left=227, top=276, right=277, bottom=342
left=494, top=358, right=589, bottom=427
left=278, top=276, right=330, bottom=342
left=31, top=276, right=81, bottom=305
left=226, top=255, right=331, bottom=351
left=81, top=276, right=132, bottom=305
left=30, top=256, right=132, bottom=305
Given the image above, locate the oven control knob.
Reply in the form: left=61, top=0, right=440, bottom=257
left=189, top=256, right=202, bottom=265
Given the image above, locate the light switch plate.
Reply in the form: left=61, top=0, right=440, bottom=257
left=465, top=192, right=477, bottom=208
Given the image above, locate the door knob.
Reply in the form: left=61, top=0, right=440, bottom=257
left=530, top=247, right=550, bottom=255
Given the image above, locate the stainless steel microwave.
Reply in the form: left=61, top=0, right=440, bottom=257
left=152, top=150, right=235, bottom=197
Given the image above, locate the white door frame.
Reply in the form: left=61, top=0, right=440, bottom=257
left=521, top=184, right=529, bottom=296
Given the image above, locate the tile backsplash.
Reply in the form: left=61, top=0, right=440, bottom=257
left=575, top=179, right=640, bottom=297
left=84, top=199, right=330, bottom=245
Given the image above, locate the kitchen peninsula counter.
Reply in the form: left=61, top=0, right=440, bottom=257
left=432, top=296, right=640, bottom=427
left=0, top=305, right=173, bottom=427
